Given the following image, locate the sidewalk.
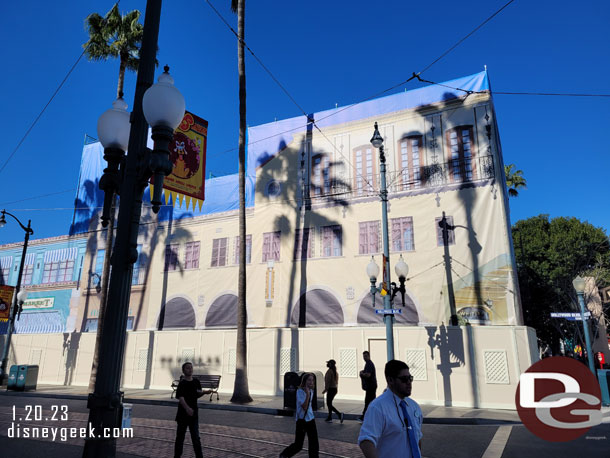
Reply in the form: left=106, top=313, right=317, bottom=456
left=0, top=383, right=525, bottom=425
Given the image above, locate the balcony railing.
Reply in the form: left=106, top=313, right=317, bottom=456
left=300, top=155, right=495, bottom=203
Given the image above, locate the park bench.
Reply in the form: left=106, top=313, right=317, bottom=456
left=171, top=374, right=221, bottom=401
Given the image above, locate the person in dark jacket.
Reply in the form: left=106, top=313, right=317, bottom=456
left=358, top=351, right=377, bottom=422
left=174, top=362, right=211, bottom=458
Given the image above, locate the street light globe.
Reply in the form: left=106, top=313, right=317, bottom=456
left=395, top=255, right=409, bottom=279
left=0, top=217, right=5, bottom=228
left=97, top=98, right=131, bottom=150
left=143, top=66, right=185, bottom=130
left=572, top=276, right=586, bottom=293
left=17, top=290, right=28, bottom=304
left=370, top=122, right=384, bottom=148
left=366, top=257, right=380, bottom=281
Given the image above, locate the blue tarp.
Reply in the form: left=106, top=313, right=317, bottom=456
left=70, top=71, right=488, bottom=233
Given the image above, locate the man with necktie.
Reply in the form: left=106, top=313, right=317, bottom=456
left=358, top=360, right=423, bottom=458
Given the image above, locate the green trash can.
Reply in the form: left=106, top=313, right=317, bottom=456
left=597, top=369, right=610, bottom=406
left=15, top=365, right=39, bottom=391
left=6, top=365, right=19, bottom=390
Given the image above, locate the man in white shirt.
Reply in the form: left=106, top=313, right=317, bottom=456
left=358, top=360, right=423, bottom=458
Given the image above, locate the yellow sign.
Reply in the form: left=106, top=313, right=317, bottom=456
left=0, top=285, right=15, bottom=320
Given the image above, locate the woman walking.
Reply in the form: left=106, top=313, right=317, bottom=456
left=280, top=373, right=319, bottom=458
left=323, top=359, right=344, bottom=423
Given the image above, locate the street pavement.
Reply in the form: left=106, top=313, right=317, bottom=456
left=0, top=385, right=609, bottom=457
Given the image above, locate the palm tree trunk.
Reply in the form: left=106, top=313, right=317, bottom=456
left=88, top=196, right=116, bottom=391
left=231, top=0, right=252, bottom=404
left=117, top=59, right=127, bottom=99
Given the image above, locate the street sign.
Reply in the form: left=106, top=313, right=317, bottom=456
left=375, top=309, right=402, bottom=314
left=550, top=312, right=591, bottom=321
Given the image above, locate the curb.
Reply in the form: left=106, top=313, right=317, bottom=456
left=0, top=390, right=522, bottom=426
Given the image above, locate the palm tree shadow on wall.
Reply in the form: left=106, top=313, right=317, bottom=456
left=255, top=117, right=352, bottom=393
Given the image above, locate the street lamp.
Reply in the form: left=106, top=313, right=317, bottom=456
left=573, top=275, right=596, bottom=375
left=366, top=122, right=410, bottom=361
left=0, top=210, right=33, bottom=383
left=83, top=1, right=185, bottom=457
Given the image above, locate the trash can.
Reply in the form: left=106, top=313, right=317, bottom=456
left=15, top=365, right=39, bottom=391
left=121, top=403, right=133, bottom=429
left=283, top=371, right=304, bottom=410
left=598, top=369, right=610, bottom=407
left=6, top=365, right=19, bottom=391
left=310, top=370, right=325, bottom=411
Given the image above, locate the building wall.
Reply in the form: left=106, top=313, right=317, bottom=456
left=2, top=325, right=538, bottom=409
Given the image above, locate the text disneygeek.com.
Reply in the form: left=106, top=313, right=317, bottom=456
left=7, top=405, right=133, bottom=442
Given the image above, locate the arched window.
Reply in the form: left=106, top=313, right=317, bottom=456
left=158, top=297, right=196, bottom=330
left=205, top=294, right=238, bottom=328
left=290, top=289, right=344, bottom=327
left=397, top=135, right=424, bottom=190
left=356, top=293, right=419, bottom=325
left=445, top=126, right=476, bottom=183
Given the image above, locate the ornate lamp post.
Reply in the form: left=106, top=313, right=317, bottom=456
left=572, top=276, right=596, bottom=375
left=366, top=122, right=410, bottom=361
left=0, top=210, right=32, bottom=383
left=83, top=1, right=185, bottom=456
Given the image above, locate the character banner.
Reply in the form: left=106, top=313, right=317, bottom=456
left=0, top=285, right=15, bottom=320
left=151, top=111, right=208, bottom=211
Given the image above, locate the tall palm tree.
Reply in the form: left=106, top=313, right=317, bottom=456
left=83, top=3, right=143, bottom=99
left=504, top=164, right=527, bottom=198
left=82, top=3, right=144, bottom=391
left=231, top=0, right=252, bottom=404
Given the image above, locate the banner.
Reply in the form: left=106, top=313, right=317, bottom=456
left=0, top=285, right=15, bottom=320
left=152, top=111, right=208, bottom=211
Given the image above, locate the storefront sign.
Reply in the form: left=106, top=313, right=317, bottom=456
left=22, top=297, right=55, bottom=310
left=0, top=285, right=15, bottom=319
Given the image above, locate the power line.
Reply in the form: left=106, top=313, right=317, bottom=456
left=491, top=91, right=610, bottom=97
left=0, top=48, right=88, bottom=176
left=0, top=189, right=77, bottom=206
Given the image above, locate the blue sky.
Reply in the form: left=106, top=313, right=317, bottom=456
left=0, top=0, right=608, bottom=243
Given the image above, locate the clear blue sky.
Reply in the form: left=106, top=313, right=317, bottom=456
left=0, top=0, right=608, bottom=243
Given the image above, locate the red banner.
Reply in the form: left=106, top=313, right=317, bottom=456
left=153, top=111, right=208, bottom=211
left=0, top=285, right=15, bottom=320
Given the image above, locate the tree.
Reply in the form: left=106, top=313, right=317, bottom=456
left=230, top=0, right=252, bottom=404
left=83, top=3, right=143, bottom=99
left=504, top=164, right=527, bottom=197
left=512, top=215, right=610, bottom=356
left=82, top=3, right=144, bottom=391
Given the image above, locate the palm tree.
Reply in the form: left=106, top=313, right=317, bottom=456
left=504, top=164, right=527, bottom=198
left=83, top=3, right=143, bottom=99
left=82, top=3, right=144, bottom=391
left=231, top=0, right=252, bottom=404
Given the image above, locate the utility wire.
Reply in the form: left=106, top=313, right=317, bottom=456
left=0, top=189, right=77, bottom=207
left=0, top=48, right=88, bottom=176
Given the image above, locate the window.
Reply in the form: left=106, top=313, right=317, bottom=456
left=294, top=228, right=313, bottom=260
left=359, top=221, right=380, bottom=255
left=0, top=268, right=8, bottom=285
left=22, top=264, right=34, bottom=286
left=132, top=245, right=144, bottom=285
left=322, top=225, right=342, bottom=257
left=398, top=136, right=423, bottom=190
left=446, top=126, right=475, bottom=183
left=436, top=215, right=455, bottom=246
left=391, top=217, right=415, bottom=252
left=234, top=235, right=252, bottom=264
left=95, top=249, right=105, bottom=276
left=353, top=146, right=377, bottom=196
left=184, top=241, right=200, bottom=269
left=42, top=260, right=74, bottom=284
left=0, top=257, right=12, bottom=285
left=211, top=238, right=228, bottom=267
left=84, top=318, right=98, bottom=333
left=262, top=231, right=281, bottom=262
left=164, top=244, right=179, bottom=271
left=311, top=153, right=331, bottom=196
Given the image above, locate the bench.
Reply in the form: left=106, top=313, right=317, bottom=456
left=171, top=374, right=221, bottom=401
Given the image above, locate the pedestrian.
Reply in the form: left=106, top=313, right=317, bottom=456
left=174, top=362, right=212, bottom=458
left=280, top=372, right=319, bottom=458
left=357, top=350, right=377, bottom=422
left=322, top=359, right=344, bottom=423
left=358, top=359, right=423, bottom=458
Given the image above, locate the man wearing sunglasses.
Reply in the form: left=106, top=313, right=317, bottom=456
left=358, top=360, right=423, bottom=458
